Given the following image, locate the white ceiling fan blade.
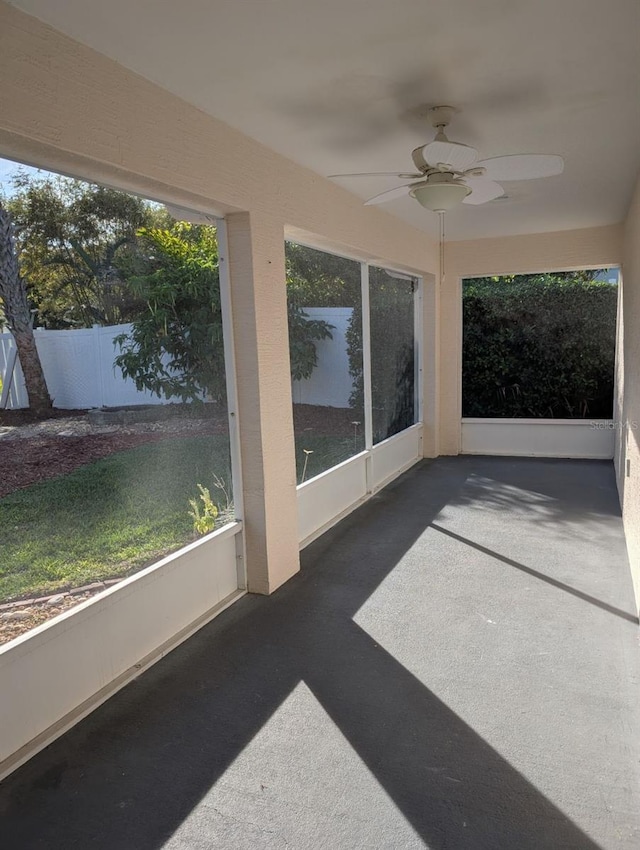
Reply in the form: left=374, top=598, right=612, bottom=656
left=476, top=154, right=564, bottom=181
left=411, top=146, right=428, bottom=172
left=328, top=171, right=423, bottom=179
left=421, top=139, right=478, bottom=172
left=364, top=184, right=414, bottom=205
left=462, top=177, right=505, bottom=205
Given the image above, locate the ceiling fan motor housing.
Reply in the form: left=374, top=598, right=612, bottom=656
left=428, top=105, right=458, bottom=129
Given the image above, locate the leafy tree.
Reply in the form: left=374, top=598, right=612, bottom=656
left=0, top=171, right=343, bottom=406
left=286, top=242, right=360, bottom=307
left=462, top=272, right=618, bottom=418
left=0, top=202, right=52, bottom=414
left=115, top=229, right=338, bottom=402
left=114, top=223, right=226, bottom=403
left=5, top=171, right=167, bottom=328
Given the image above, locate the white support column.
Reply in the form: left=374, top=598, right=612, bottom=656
left=413, top=276, right=425, bottom=458
left=216, top=219, right=247, bottom=590
left=421, top=274, right=439, bottom=457
left=225, top=211, right=300, bottom=594
left=360, top=264, right=374, bottom=493
left=361, top=264, right=373, bottom=452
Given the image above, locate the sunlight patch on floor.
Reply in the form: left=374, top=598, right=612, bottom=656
left=163, top=681, right=425, bottom=850
left=351, top=475, right=636, bottom=850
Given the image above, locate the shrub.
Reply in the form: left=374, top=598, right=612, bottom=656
left=114, top=224, right=226, bottom=403
left=462, top=274, right=618, bottom=418
left=288, top=303, right=334, bottom=381
left=116, top=228, right=336, bottom=402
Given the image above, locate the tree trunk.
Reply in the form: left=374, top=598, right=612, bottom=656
left=0, top=204, right=52, bottom=415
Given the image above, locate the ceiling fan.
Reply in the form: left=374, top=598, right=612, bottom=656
left=329, top=106, right=564, bottom=213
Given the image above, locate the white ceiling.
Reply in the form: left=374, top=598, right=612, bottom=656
left=9, top=0, right=640, bottom=240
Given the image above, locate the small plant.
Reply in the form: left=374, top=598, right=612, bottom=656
left=210, top=472, right=233, bottom=514
left=351, top=420, right=361, bottom=451
left=188, top=483, right=218, bottom=535
left=301, top=449, right=314, bottom=483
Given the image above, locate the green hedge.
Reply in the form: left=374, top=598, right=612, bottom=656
left=462, top=274, right=617, bottom=418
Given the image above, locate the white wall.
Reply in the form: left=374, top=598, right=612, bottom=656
left=461, top=419, right=615, bottom=459
left=615, top=173, right=640, bottom=613
left=0, top=4, right=436, bottom=275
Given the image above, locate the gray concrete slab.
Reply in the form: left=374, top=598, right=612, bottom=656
left=0, top=456, right=639, bottom=849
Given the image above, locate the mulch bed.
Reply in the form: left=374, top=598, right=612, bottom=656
left=0, top=404, right=357, bottom=498
left=0, top=405, right=232, bottom=498
left=0, top=432, right=169, bottom=499
left=0, top=580, right=124, bottom=645
left=0, top=408, right=88, bottom=427
left=293, top=403, right=359, bottom=436
left=0, top=404, right=357, bottom=500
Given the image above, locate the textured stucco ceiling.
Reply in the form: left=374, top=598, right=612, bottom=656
left=8, top=0, right=640, bottom=240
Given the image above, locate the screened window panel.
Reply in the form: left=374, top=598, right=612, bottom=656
left=0, top=159, right=236, bottom=642
left=369, top=267, right=417, bottom=444
left=286, top=242, right=364, bottom=483
left=461, top=270, right=618, bottom=418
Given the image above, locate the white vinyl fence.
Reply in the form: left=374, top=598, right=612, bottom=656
left=0, top=325, right=165, bottom=410
left=291, top=307, right=354, bottom=408
left=1, top=310, right=356, bottom=411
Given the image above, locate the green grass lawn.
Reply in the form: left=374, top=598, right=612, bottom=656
left=294, top=434, right=365, bottom=483
left=0, top=435, right=232, bottom=602
left=0, top=431, right=362, bottom=603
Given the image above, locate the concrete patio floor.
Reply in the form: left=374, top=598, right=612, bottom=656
left=0, top=456, right=639, bottom=849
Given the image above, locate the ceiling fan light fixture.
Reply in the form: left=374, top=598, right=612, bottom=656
left=410, top=181, right=471, bottom=212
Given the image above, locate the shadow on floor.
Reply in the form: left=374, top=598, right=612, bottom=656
left=0, top=456, right=636, bottom=849
left=431, top=522, right=639, bottom=624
